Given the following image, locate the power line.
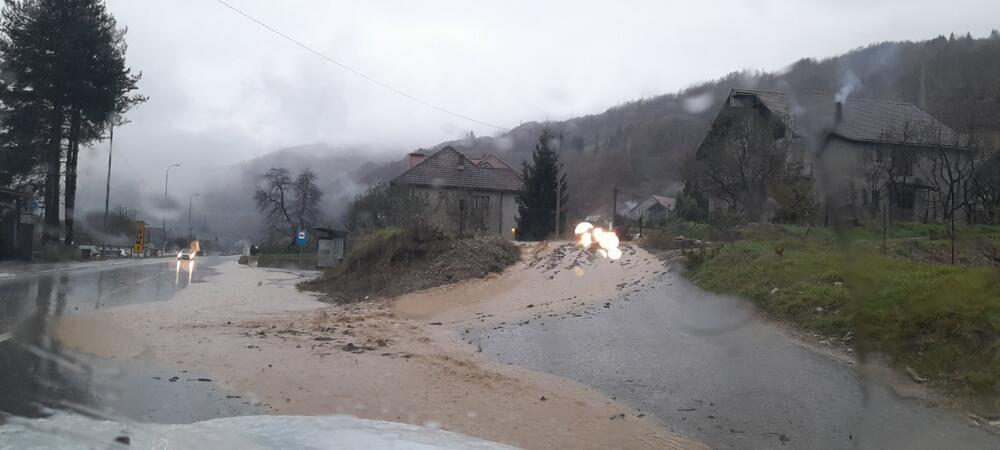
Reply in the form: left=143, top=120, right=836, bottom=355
left=112, top=146, right=156, bottom=194
left=211, top=0, right=509, bottom=131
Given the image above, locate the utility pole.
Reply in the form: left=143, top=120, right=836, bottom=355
left=611, top=186, right=619, bottom=230
left=554, top=133, right=564, bottom=239
left=163, top=163, right=180, bottom=251
left=188, top=193, right=199, bottom=243
left=103, top=125, right=114, bottom=233
left=555, top=168, right=561, bottom=239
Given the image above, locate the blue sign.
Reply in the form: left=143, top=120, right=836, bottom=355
left=296, top=230, right=307, bottom=245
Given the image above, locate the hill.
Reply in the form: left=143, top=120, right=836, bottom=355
left=363, top=32, right=1000, bottom=222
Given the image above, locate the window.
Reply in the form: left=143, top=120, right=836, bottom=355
left=890, top=152, right=915, bottom=177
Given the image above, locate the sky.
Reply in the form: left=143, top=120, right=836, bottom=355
left=75, top=0, right=999, bottom=213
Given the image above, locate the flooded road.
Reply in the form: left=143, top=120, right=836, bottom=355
left=0, top=257, right=250, bottom=423
left=471, top=270, right=1000, bottom=449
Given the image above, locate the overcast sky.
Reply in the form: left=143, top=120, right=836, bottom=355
left=77, top=0, right=999, bottom=209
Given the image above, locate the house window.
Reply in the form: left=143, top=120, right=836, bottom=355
left=890, top=152, right=915, bottom=177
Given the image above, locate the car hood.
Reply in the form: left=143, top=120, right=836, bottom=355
left=0, top=413, right=519, bottom=450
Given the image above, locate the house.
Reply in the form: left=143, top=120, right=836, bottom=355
left=0, top=188, right=35, bottom=260
left=627, top=195, right=676, bottom=226
left=392, top=147, right=523, bottom=239
left=693, top=89, right=970, bottom=223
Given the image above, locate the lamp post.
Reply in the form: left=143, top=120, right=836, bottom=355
left=188, top=193, right=199, bottom=243
left=163, top=163, right=180, bottom=251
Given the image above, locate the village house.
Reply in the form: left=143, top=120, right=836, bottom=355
left=626, top=195, right=676, bottom=227
left=0, top=187, right=34, bottom=260
left=391, top=146, right=523, bottom=239
left=693, top=89, right=970, bottom=223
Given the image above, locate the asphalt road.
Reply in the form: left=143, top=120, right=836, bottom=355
left=471, top=270, right=1000, bottom=449
left=0, top=256, right=252, bottom=423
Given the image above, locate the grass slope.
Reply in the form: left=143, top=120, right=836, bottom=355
left=680, top=224, right=1000, bottom=396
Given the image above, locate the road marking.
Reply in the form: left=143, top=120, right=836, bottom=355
left=0, top=258, right=171, bottom=280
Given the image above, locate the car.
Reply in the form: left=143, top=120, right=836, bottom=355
left=177, top=248, right=196, bottom=260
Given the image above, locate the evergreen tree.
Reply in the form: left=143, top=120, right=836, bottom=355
left=516, top=128, right=568, bottom=240
left=0, top=0, right=144, bottom=244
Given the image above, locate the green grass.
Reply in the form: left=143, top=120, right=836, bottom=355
left=687, top=226, right=1000, bottom=396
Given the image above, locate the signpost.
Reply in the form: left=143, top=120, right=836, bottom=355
left=296, top=229, right=307, bottom=258
left=134, top=221, right=145, bottom=256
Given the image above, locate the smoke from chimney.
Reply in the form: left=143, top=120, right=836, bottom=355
left=834, top=69, right=861, bottom=104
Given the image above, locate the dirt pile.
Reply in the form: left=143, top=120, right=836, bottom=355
left=301, top=226, right=520, bottom=302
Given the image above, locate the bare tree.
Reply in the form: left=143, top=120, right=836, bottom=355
left=292, top=169, right=323, bottom=232
left=858, top=147, right=887, bottom=219
left=254, top=168, right=326, bottom=245
left=693, top=108, right=794, bottom=221
left=922, top=128, right=977, bottom=264
left=972, top=146, right=1000, bottom=224
left=254, top=168, right=296, bottom=243
left=877, top=118, right=925, bottom=222
left=345, top=182, right=431, bottom=231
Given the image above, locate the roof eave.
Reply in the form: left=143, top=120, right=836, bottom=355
left=393, top=181, right=522, bottom=193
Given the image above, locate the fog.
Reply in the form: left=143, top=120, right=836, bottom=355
left=69, top=0, right=999, bottom=241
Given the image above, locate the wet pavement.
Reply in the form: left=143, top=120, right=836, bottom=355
left=0, top=256, right=254, bottom=423
left=470, top=270, right=1000, bottom=449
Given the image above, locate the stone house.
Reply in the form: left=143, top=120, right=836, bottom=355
left=391, top=147, right=523, bottom=239
left=626, top=195, right=676, bottom=226
left=694, top=89, right=970, bottom=223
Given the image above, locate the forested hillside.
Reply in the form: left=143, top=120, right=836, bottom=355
left=371, top=32, right=1000, bottom=220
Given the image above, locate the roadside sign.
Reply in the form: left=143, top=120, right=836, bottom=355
left=134, top=221, right=145, bottom=254
left=296, top=229, right=307, bottom=245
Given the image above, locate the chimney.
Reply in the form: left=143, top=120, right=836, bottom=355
left=835, top=101, right=843, bottom=124
left=407, top=152, right=426, bottom=168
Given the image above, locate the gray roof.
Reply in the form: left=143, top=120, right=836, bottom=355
left=392, top=147, right=523, bottom=193
left=628, top=195, right=675, bottom=219
left=649, top=195, right=676, bottom=209
left=732, top=89, right=967, bottom=149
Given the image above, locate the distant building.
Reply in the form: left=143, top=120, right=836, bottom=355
left=392, top=147, right=523, bottom=239
left=693, top=89, right=970, bottom=223
left=627, top=195, right=676, bottom=226
left=0, top=188, right=34, bottom=260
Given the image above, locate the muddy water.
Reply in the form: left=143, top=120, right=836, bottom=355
left=0, top=257, right=254, bottom=423
left=470, top=271, right=999, bottom=449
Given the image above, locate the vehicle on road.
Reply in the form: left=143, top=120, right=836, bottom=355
left=177, top=249, right=196, bottom=261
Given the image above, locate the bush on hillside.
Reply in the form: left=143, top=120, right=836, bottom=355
left=301, top=224, right=520, bottom=303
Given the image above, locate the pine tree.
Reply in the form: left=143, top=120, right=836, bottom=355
left=59, top=0, right=145, bottom=245
left=0, top=0, right=64, bottom=239
left=0, top=0, right=144, bottom=244
left=516, top=128, right=568, bottom=240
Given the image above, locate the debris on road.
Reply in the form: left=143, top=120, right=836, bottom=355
left=905, top=367, right=929, bottom=383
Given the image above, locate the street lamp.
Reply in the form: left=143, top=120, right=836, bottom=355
left=163, top=163, right=180, bottom=251
left=188, top=193, right=200, bottom=243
